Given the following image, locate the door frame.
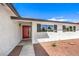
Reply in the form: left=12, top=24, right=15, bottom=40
left=22, top=25, right=32, bottom=40
left=22, top=26, right=29, bottom=38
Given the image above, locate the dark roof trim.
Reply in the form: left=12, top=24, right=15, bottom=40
left=6, top=3, right=20, bottom=17
left=11, top=16, right=79, bottom=24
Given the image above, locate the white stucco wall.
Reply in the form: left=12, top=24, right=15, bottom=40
left=16, top=20, right=79, bottom=44
left=0, top=5, right=21, bottom=55
left=32, top=21, right=79, bottom=43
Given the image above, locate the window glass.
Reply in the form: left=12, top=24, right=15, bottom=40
left=54, top=25, right=57, bottom=32
left=41, top=25, right=47, bottom=32
left=73, top=26, right=76, bottom=32
left=37, top=24, right=41, bottom=32
left=37, top=24, right=57, bottom=32
left=62, top=25, right=76, bottom=32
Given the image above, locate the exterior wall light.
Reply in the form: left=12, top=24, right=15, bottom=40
left=19, top=23, right=21, bottom=26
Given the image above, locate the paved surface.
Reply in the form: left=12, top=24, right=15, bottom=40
left=33, top=44, right=49, bottom=56
left=9, top=39, right=79, bottom=56
left=19, top=40, right=35, bottom=56
left=39, top=39, right=79, bottom=56
left=8, top=45, right=23, bottom=56
left=8, top=40, right=35, bottom=56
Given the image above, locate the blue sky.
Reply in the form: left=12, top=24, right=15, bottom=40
left=13, top=3, right=79, bottom=22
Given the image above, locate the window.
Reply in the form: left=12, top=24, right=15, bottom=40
left=47, top=25, right=54, bottom=32
left=63, top=25, right=66, bottom=32
left=69, top=26, right=72, bottom=31
left=62, top=25, right=76, bottom=32
left=41, top=25, right=47, bottom=32
left=37, top=24, right=41, bottom=32
left=37, top=24, right=57, bottom=32
left=73, top=26, right=76, bottom=32
left=54, top=25, right=57, bottom=32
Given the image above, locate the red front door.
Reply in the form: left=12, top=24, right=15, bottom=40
left=22, top=26, right=30, bottom=40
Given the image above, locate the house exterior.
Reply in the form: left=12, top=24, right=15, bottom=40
left=11, top=16, right=79, bottom=44
left=0, top=3, right=21, bottom=55
left=0, top=3, right=79, bottom=56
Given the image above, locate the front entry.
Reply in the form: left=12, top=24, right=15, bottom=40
left=22, top=26, right=31, bottom=40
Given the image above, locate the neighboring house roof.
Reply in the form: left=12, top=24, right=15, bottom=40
left=6, top=3, right=20, bottom=17
left=11, top=16, right=79, bottom=24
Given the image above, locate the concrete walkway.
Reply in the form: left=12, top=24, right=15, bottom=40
left=19, top=40, right=35, bottom=56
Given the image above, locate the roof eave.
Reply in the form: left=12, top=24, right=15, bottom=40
left=11, top=16, right=79, bottom=24
left=6, top=3, right=20, bottom=17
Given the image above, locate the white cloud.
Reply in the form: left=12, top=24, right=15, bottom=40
left=48, top=16, right=79, bottom=23
left=48, top=18, right=67, bottom=21
left=48, top=18, right=79, bottom=23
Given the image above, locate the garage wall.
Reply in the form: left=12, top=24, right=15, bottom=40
left=0, top=4, right=21, bottom=55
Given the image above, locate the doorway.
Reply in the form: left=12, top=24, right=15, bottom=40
left=22, top=25, right=31, bottom=40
